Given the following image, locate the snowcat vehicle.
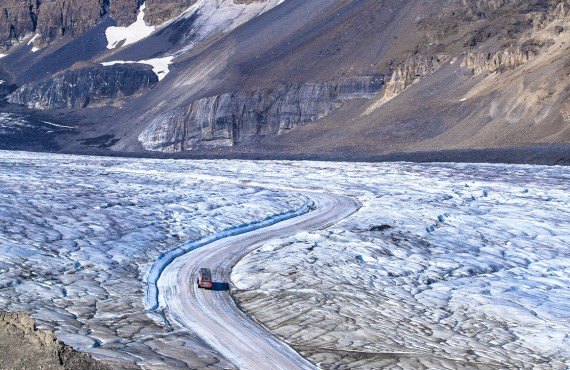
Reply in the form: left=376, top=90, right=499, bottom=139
left=197, top=268, right=213, bottom=289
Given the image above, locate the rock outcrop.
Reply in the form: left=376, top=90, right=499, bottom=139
left=460, top=0, right=568, bottom=76
left=142, top=0, right=196, bottom=25
left=8, top=64, right=158, bottom=109
left=140, top=76, right=383, bottom=152
left=0, top=311, right=110, bottom=370
left=383, top=54, right=448, bottom=100
left=363, top=54, right=448, bottom=115
left=461, top=44, right=543, bottom=75
left=0, top=0, right=196, bottom=51
left=0, top=0, right=102, bottom=50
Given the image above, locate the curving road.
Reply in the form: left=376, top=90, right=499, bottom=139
left=156, top=192, right=359, bottom=370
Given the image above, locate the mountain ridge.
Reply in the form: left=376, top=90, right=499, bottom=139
left=0, top=0, right=568, bottom=162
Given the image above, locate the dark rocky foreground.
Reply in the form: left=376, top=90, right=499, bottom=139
left=0, top=312, right=110, bottom=370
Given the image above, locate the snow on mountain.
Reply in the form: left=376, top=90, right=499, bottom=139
left=105, top=4, right=155, bottom=49
left=170, top=0, right=285, bottom=57
left=26, top=34, right=40, bottom=46
left=102, top=56, right=174, bottom=81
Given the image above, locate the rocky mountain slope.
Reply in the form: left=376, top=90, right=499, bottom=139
left=0, top=0, right=568, bottom=161
left=0, top=0, right=195, bottom=51
left=9, top=63, right=158, bottom=109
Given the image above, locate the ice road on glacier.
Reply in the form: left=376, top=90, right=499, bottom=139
left=0, top=150, right=568, bottom=369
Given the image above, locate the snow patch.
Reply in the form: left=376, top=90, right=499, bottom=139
left=42, top=121, right=77, bottom=129
left=27, top=34, right=41, bottom=52
left=101, top=56, right=174, bottom=81
left=27, top=34, right=40, bottom=46
left=105, top=4, right=155, bottom=49
left=171, top=0, right=285, bottom=57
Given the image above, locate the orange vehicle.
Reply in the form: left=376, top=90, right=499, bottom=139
left=197, top=268, right=213, bottom=289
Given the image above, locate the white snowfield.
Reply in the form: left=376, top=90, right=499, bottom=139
left=102, top=57, right=174, bottom=81
left=102, top=0, right=284, bottom=81
left=105, top=4, right=155, bottom=49
left=0, top=151, right=568, bottom=369
left=170, top=0, right=285, bottom=57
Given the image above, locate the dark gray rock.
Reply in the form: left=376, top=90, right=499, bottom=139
left=139, top=76, right=383, bottom=152
left=0, top=83, right=17, bottom=100
left=8, top=64, right=158, bottom=109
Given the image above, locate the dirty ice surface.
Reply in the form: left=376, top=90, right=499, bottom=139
left=0, top=151, right=305, bottom=369
left=230, top=161, right=570, bottom=369
left=1, top=151, right=568, bottom=369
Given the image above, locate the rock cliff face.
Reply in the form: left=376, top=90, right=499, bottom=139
left=383, top=54, right=448, bottom=100
left=0, top=0, right=568, bottom=156
left=363, top=0, right=568, bottom=115
left=457, top=0, right=568, bottom=23
left=419, top=0, right=567, bottom=51
left=361, top=54, right=448, bottom=115
left=139, top=76, right=383, bottom=152
left=0, top=0, right=195, bottom=51
left=0, top=0, right=102, bottom=50
left=142, top=0, right=196, bottom=25
left=0, top=83, right=17, bottom=100
left=460, top=0, right=568, bottom=76
left=140, top=52, right=451, bottom=152
left=8, top=64, right=158, bottom=109
left=462, top=44, right=543, bottom=75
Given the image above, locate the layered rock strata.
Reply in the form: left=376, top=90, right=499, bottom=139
left=139, top=76, right=383, bottom=152
left=8, top=64, right=158, bottom=109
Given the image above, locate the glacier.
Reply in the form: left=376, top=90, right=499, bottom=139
left=0, top=150, right=568, bottom=369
